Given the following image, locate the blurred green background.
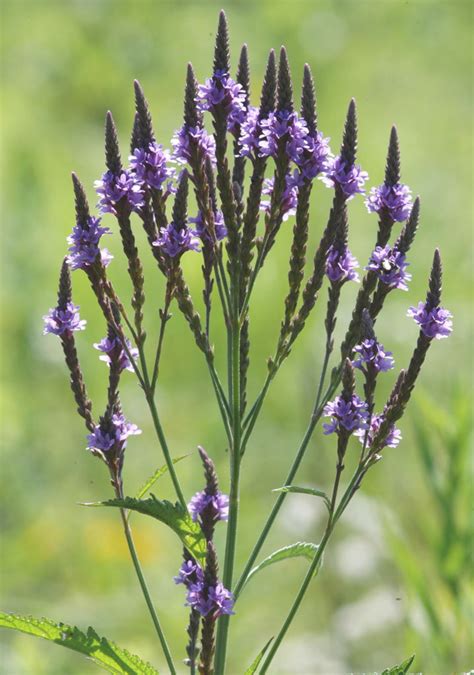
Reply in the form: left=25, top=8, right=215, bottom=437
left=1, top=1, right=472, bottom=673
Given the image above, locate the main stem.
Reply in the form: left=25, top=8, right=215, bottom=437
left=214, top=302, right=241, bottom=674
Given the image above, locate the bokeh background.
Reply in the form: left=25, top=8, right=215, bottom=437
left=1, top=1, right=472, bottom=673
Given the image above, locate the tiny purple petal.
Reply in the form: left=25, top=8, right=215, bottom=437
left=407, top=301, right=453, bottom=339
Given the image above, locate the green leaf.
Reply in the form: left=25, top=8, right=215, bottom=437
left=0, top=613, right=159, bottom=674
left=273, top=485, right=331, bottom=512
left=135, top=455, right=189, bottom=500
left=243, top=637, right=273, bottom=674
left=243, top=542, right=318, bottom=588
left=381, top=654, right=415, bottom=674
left=83, top=495, right=206, bottom=564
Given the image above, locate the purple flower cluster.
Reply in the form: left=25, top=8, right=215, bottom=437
left=259, top=110, right=309, bottom=161
left=153, top=222, right=200, bottom=258
left=197, top=70, right=246, bottom=133
left=260, top=170, right=302, bottom=221
left=174, top=558, right=204, bottom=586
left=94, top=335, right=139, bottom=372
left=129, top=142, right=175, bottom=192
left=366, top=182, right=412, bottom=222
left=299, top=131, right=333, bottom=180
left=326, top=245, right=360, bottom=283
left=67, top=216, right=112, bottom=271
left=174, top=559, right=234, bottom=618
left=171, top=125, right=216, bottom=166
left=366, top=245, right=411, bottom=291
left=323, top=395, right=369, bottom=435
left=43, top=302, right=86, bottom=336
left=238, top=106, right=260, bottom=157
left=87, top=413, right=141, bottom=454
left=354, top=414, right=402, bottom=449
left=407, top=301, right=453, bottom=339
left=95, top=170, right=144, bottom=215
left=189, top=210, right=227, bottom=243
left=186, top=581, right=234, bottom=617
left=322, top=155, right=368, bottom=199
left=352, top=338, right=394, bottom=373
left=188, top=490, right=229, bottom=523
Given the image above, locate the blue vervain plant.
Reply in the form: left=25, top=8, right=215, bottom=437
left=2, top=11, right=453, bottom=675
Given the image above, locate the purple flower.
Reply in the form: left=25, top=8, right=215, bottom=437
left=67, top=216, right=112, bottom=271
left=366, top=245, right=411, bottom=291
left=259, top=110, right=308, bottom=162
left=299, top=131, right=333, bottom=180
left=238, top=106, right=260, bottom=157
left=352, top=338, right=394, bottom=373
left=43, top=302, right=86, bottom=336
left=173, top=559, right=204, bottom=586
left=365, top=183, right=412, bottom=222
left=186, top=581, right=234, bottom=617
left=171, top=125, right=216, bottom=166
left=189, top=210, right=227, bottom=243
left=86, top=413, right=141, bottom=454
left=323, top=394, right=369, bottom=435
left=326, top=245, right=360, bottom=283
left=407, top=301, right=453, bottom=339
left=153, top=222, right=200, bottom=258
left=197, top=70, right=246, bottom=133
left=94, top=170, right=144, bottom=215
left=261, top=170, right=303, bottom=221
left=354, top=414, right=402, bottom=449
left=129, top=142, right=175, bottom=192
left=93, top=335, right=139, bottom=372
left=188, top=490, right=229, bottom=523
left=322, top=155, right=368, bottom=199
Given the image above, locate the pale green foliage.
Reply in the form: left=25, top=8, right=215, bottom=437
left=0, top=613, right=159, bottom=674
left=243, top=637, right=274, bottom=674
left=381, top=654, right=415, bottom=675
left=273, top=485, right=331, bottom=512
left=135, top=455, right=189, bottom=500
left=244, top=542, right=319, bottom=588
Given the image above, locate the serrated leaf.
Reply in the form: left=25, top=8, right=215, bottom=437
left=381, top=654, right=415, bottom=674
left=243, top=542, right=318, bottom=589
left=0, top=613, right=159, bottom=674
left=273, top=485, right=331, bottom=512
left=135, top=455, right=189, bottom=500
left=244, top=637, right=273, bottom=674
left=83, top=495, right=206, bottom=564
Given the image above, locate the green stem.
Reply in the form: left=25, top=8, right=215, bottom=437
left=214, top=305, right=241, bottom=673
left=145, top=390, right=186, bottom=508
left=151, top=287, right=172, bottom=392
